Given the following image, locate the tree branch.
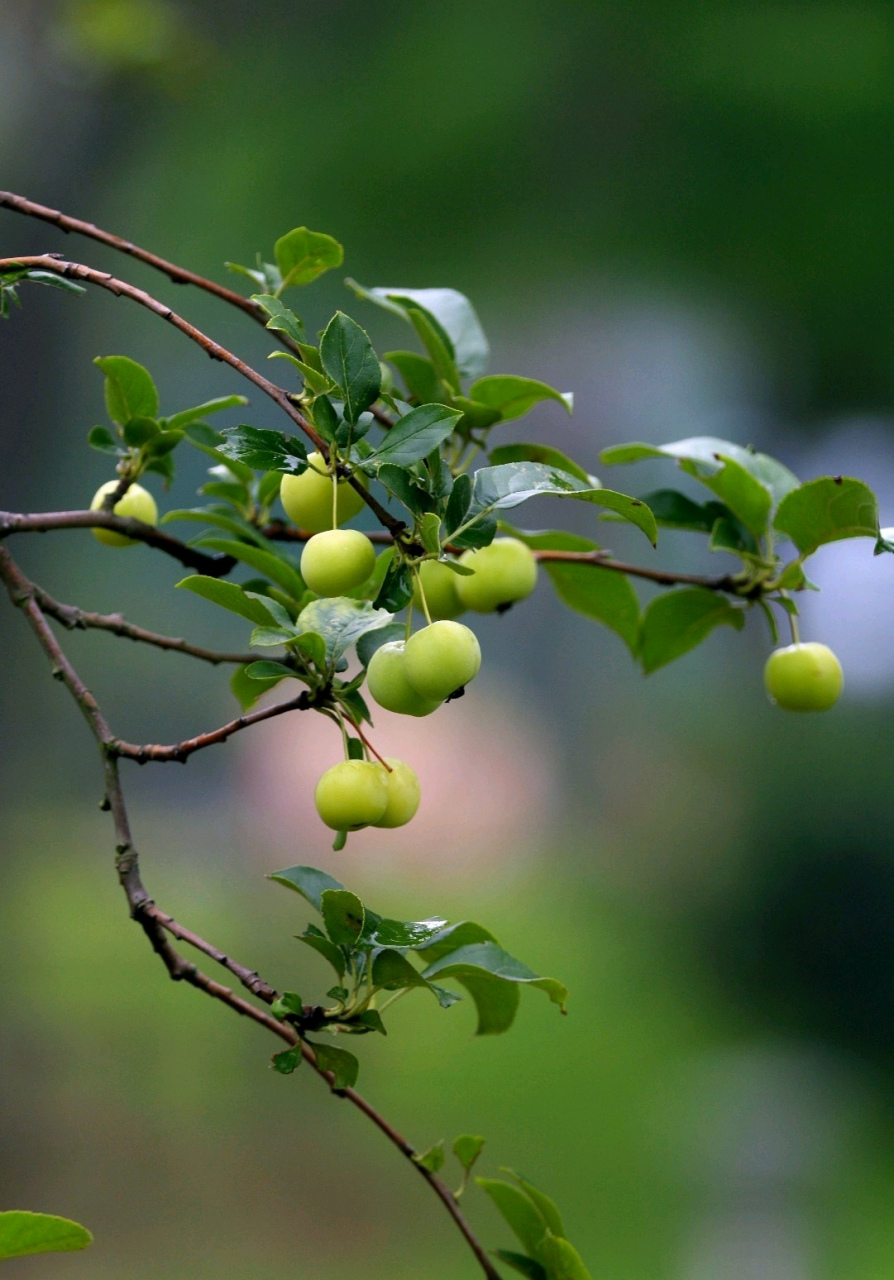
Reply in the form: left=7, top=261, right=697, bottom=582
left=110, top=691, right=311, bottom=764
left=0, top=254, right=405, bottom=539
left=0, top=543, right=501, bottom=1280
left=0, top=509, right=235, bottom=575
left=533, top=548, right=740, bottom=592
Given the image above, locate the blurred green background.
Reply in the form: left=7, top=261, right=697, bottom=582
left=4, top=2, right=894, bottom=1276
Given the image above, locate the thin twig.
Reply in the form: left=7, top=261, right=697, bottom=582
left=110, top=691, right=310, bottom=763
left=0, top=254, right=405, bottom=539
left=534, top=548, right=740, bottom=592
left=0, top=509, right=235, bottom=575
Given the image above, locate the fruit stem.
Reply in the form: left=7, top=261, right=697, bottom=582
left=783, top=592, right=800, bottom=644
left=336, top=707, right=351, bottom=760
left=412, top=567, right=433, bottom=625
left=331, top=468, right=338, bottom=531
left=405, top=599, right=414, bottom=643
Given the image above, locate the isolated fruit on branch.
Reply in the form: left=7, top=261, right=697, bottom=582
left=280, top=452, right=367, bottom=532
left=367, top=642, right=442, bottom=717
left=764, top=642, right=843, bottom=711
left=403, top=620, right=482, bottom=702
left=314, top=760, right=388, bottom=830
left=413, top=559, right=465, bottom=620
left=455, top=537, right=538, bottom=613
left=90, top=480, right=158, bottom=547
left=372, top=758, right=421, bottom=828
left=301, top=529, right=376, bottom=597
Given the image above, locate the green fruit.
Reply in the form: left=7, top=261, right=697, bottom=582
left=367, top=642, right=442, bottom=717
left=372, top=758, right=421, bottom=828
left=412, top=559, right=465, bottom=620
left=301, top=529, right=376, bottom=597
left=764, top=642, right=843, bottom=712
left=90, top=480, right=158, bottom=547
left=314, top=760, right=388, bottom=830
left=280, top=452, right=367, bottom=532
left=403, top=620, right=481, bottom=701
left=455, top=537, right=538, bottom=613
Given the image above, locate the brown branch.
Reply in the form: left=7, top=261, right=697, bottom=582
left=0, top=509, right=235, bottom=576
left=0, top=254, right=405, bottom=539
left=0, top=543, right=501, bottom=1280
left=31, top=584, right=258, bottom=664
left=263, top=519, right=395, bottom=546
left=110, top=691, right=310, bottom=763
left=533, top=548, right=740, bottom=592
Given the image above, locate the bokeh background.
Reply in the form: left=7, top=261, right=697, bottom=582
left=4, top=2, right=894, bottom=1277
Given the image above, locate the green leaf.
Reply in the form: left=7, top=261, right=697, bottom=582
left=377, top=464, right=436, bottom=517
left=635, top=488, right=730, bottom=532
left=230, top=663, right=287, bottom=710
left=320, top=312, right=381, bottom=426
left=495, top=1251, right=548, bottom=1280
left=244, top=660, right=298, bottom=681
left=321, top=888, right=365, bottom=948
left=347, top=282, right=490, bottom=380
left=489, top=444, right=590, bottom=483
left=94, top=355, right=159, bottom=425
left=269, top=350, right=333, bottom=394
left=0, top=1212, right=92, bottom=1261
left=364, top=403, right=462, bottom=468
left=297, top=598, right=393, bottom=664
left=420, top=942, right=567, bottom=1035
left=121, top=415, right=160, bottom=446
left=469, top=375, right=573, bottom=422
left=541, top=1235, right=593, bottom=1280
left=219, top=425, right=308, bottom=474
left=250, top=293, right=307, bottom=344
left=225, top=259, right=281, bottom=293
left=404, top=305, right=461, bottom=395
left=87, top=424, right=120, bottom=454
left=296, top=928, right=346, bottom=980
left=385, top=350, right=442, bottom=403
left=270, top=865, right=346, bottom=913
left=503, top=1172, right=565, bottom=1239
left=190, top=538, right=304, bottom=599
left=477, top=1179, right=549, bottom=1259
left=773, top=476, right=880, bottom=555
left=473, top=463, right=657, bottom=543
left=271, top=1046, right=303, bottom=1074
left=373, top=557, right=414, bottom=612
left=15, top=268, right=86, bottom=296
left=368, top=916, right=449, bottom=948
left=271, top=990, right=304, bottom=1019
left=419, top=512, right=442, bottom=556
left=176, top=575, right=281, bottom=626
left=413, top=1141, right=446, bottom=1173
left=639, top=588, right=745, bottom=674
left=274, top=227, right=343, bottom=289
left=166, top=395, right=248, bottom=431
left=507, top=528, right=640, bottom=654
left=371, top=948, right=429, bottom=990
left=356, top=620, right=404, bottom=667
left=414, top=920, right=499, bottom=963
left=445, top=472, right=473, bottom=536
left=310, top=1041, right=359, bottom=1091
left=601, top=436, right=799, bottom=508
left=453, top=1134, right=486, bottom=1172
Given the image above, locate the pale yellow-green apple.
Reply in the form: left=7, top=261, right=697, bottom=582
left=412, top=559, right=465, bottom=620
left=403, top=620, right=481, bottom=701
left=280, top=452, right=366, bottom=531
left=314, top=760, right=388, bottom=830
left=301, top=529, right=376, bottom=596
left=90, top=480, right=158, bottom=547
left=372, top=758, right=421, bottom=828
left=367, top=642, right=442, bottom=717
left=764, top=642, right=843, bottom=712
left=455, top=537, right=538, bottom=613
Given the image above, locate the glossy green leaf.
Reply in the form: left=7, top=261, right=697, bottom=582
left=244, top=660, right=298, bottom=681
left=0, top=1212, right=92, bottom=1261
left=373, top=556, right=414, bottom=612
left=415, top=921, right=499, bottom=964
left=489, top=444, right=590, bottom=483
left=385, top=350, right=442, bottom=403
left=269, top=865, right=345, bottom=912
left=356, top=620, right=404, bottom=667
left=404, top=305, right=461, bottom=394
left=297, top=598, right=393, bottom=664
left=495, top=1251, right=548, bottom=1280
left=347, top=282, right=489, bottom=380
left=189, top=538, right=304, bottom=599
left=296, top=928, right=346, bottom=980
left=369, top=917, right=448, bottom=948
left=219, top=425, right=308, bottom=474
left=87, top=424, right=120, bottom=454
left=503, top=1172, right=565, bottom=1239
left=541, top=1234, right=593, bottom=1280
left=225, top=259, right=281, bottom=293
left=274, top=227, right=343, bottom=289
left=473, top=463, right=657, bottom=543
left=230, top=663, right=287, bottom=710
left=453, top=1134, right=486, bottom=1172
left=310, top=1041, right=359, bottom=1091
left=250, top=293, right=307, bottom=344
left=639, top=587, right=745, bottom=674
left=421, top=942, right=567, bottom=1035
left=476, top=1179, right=549, bottom=1259
left=320, top=312, right=381, bottom=426
left=601, top=436, right=799, bottom=506
left=773, top=476, right=879, bottom=555
left=636, top=488, right=730, bottom=532
left=365, top=403, right=463, bottom=468
left=321, top=889, right=365, bottom=948
left=175, top=576, right=281, bottom=626
left=413, top=1141, right=446, bottom=1173
left=371, top=948, right=432, bottom=993
left=15, top=268, right=86, bottom=296
left=269, top=350, right=333, bottom=393
left=271, top=1046, right=303, bottom=1075
left=165, top=395, right=248, bottom=431
left=469, top=375, right=572, bottom=421
left=94, top=354, right=158, bottom=424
